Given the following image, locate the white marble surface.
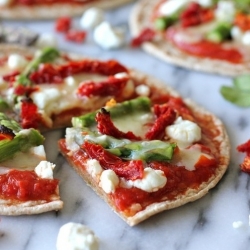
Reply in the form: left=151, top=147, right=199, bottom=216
left=1, top=2, right=250, bottom=250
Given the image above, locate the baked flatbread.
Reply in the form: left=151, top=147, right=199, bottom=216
left=1, top=0, right=134, bottom=20
left=59, top=69, right=230, bottom=226
left=129, top=0, right=250, bottom=76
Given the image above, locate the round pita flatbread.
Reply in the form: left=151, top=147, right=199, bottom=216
left=1, top=0, right=134, bottom=20
left=129, top=0, right=250, bottom=76
left=59, top=69, right=230, bottom=226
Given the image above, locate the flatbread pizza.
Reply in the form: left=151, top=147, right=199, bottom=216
left=0, top=44, right=229, bottom=224
left=0, top=0, right=134, bottom=20
left=130, top=0, right=250, bottom=76
left=58, top=69, right=230, bottom=226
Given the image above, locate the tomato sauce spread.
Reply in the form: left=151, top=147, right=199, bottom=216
left=0, top=169, right=59, bottom=201
left=166, top=28, right=243, bottom=64
left=59, top=139, right=217, bottom=217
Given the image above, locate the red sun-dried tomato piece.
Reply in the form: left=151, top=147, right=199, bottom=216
left=65, top=30, right=87, bottom=43
left=237, top=140, right=250, bottom=155
left=180, top=2, right=214, bottom=27
left=237, top=140, right=250, bottom=173
left=20, top=98, right=42, bottom=129
left=77, top=76, right=127, bottom=98
left=130, top=28, right=156, bottom=47
left=55, top=17, right=72, bottom=33
left=145, top=106, right=176, bottom=140
left=14, top=85, right=39, bottom=96
left=3, top=71, right=20, bottom=83
left=83, top=141, right=144, bottom=180
left=96, top=108, right=141, bottom=140
left=29, top=64, right=63, bottom=84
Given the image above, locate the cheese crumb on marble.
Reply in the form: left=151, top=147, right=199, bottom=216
left=56, top=222, right=99, bottom=250
left=232, top=221, right=245, bottom=229
left=80, top=7, right=104, bottom=30
left=35, top=160, right=55, bottom=179
left=93, top=21, right=125, bottom=50
left=128, top=167, right=167, bottom=192
left=7, top=54, right=28, bottom=70
left=35, top=33, right=57, bottom=48
left=99, top=169, right=119, bottom=194
left=159, top=0, right=189, bottom=16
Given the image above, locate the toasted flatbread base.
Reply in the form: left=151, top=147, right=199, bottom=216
left=0, top=199, right=63, bottom=215
left=59, top=69, right=230, bottom=226
left=129, top=0, right=250, bottom=76
left=1, top=0, right=134, bottom=20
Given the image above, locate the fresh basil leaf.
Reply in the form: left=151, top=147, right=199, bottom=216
left=233, top=75, right=250, bottom=91
left=220, top=86, right=250, bottom=107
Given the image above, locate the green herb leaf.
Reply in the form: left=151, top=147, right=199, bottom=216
left=220, top=74, right=250, bottom=107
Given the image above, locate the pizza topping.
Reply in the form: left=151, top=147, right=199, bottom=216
left=215, top=1, right=236, bottom=23
left=34, top=160, right=55, bottom=179
left=55, top=17, right=72, bottom=33
left=7, top=54, right=28, bottom=70
left=80, top=7, right=104, bottom=30
left=93, top=21, right=125, bottom=50
left=100, top=169, right=119, bottom=193
left=130, top=28, right=156, bottom=47
left=145, top=105, right=176, bottom=140
left=237, top=139, right=250, bottom=173
left=96, top=108, right=141, bottom=140
left=56, top=222, right=99, bottom=250
left=166, top=116, right=201, bottom=146
left=83, top=141, right=144, bottom=181
left=135, top=84, right=150, bottom=97
left=125, top=167, right=167, bottom=192
left=0, top=169, right=59, bottom=201
left=65, top=30, right=87, bottom=43
left=0, top=124, right=15, bottom=141
left=86, top=159, right=103, bottom=179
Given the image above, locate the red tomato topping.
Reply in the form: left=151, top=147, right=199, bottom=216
left=145, top=106, right=176, bottom=140
left=14, top=85, right=39, bottom=96
left=20, top=98, right=42, bottom=129
left=2, top=71, right=20, bottom=83
left=237, top=140, right=250, bottom=173
left=29, top=64, right=64, bottom=84
left=234, top=13, right=250, bottom=31
left=180, top=2, right=214, bottom=27
left=55, top=16, right=72, bottom=32
left=82, top=141, right=144, bottom=180
left=77, top=76, right=128, bottom=98
left=28, top=60, right=128, bottom=84
left=0, top=169, right=59, bottom=201
left=96, top=108, right=141, bottom=140
left=65, top=30, right=87, bottom=43
left=130, top=28, right=156, bottom=47
left=166, top=27, right=243, bottom=64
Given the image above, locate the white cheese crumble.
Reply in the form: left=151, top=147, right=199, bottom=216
left=86, top=159, right=103, bottom=179
left=7, top=54, right=28, bottom=70
left=232, top=221, right=245, bottom=229
left=99, top=169, right=119, bottom=194
left=128, top=167, right=167, bottom=192
left=80, top=7, right=104, bottom=30
left=65, top=127, right=82, bottom=152
left=135, top=84, right=150, bottom=97
left=242, top=31, right=250, bottom=46
left=56, top=222, right=99, bottom=250
left=35, top=33, right=57, bottom=49
left=93, top=21, right=125, bottom=50
left=215, top=1, right=236, bottom=23
left=231, top=26, right=244, bottom=42
left=35, top=160, right=55, bottom=179
left=159, top=0, right=189, bottom=16
left=166, top=117, right=201, bottom=146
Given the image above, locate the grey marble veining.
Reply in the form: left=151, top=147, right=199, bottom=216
left=1, top=2, right=250, bottom=250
